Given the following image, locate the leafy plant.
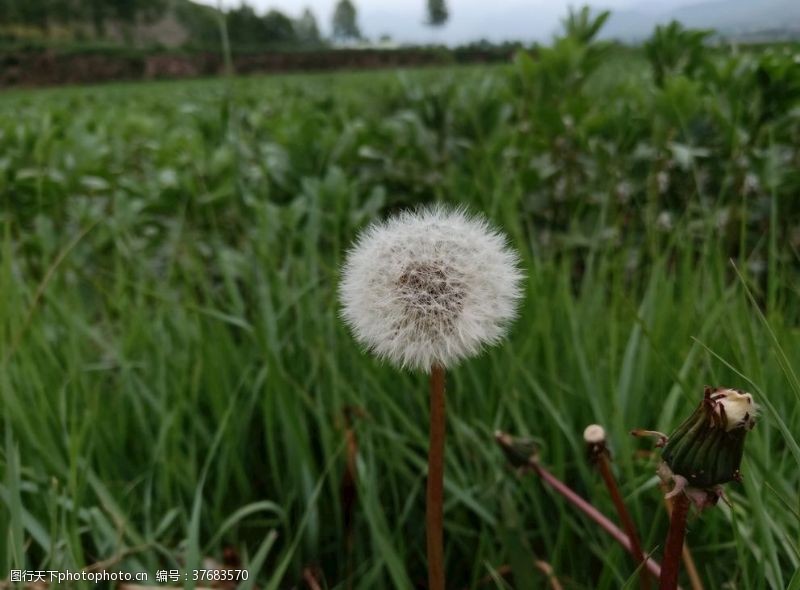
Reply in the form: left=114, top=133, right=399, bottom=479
left=644, top=21, right=713, bottom=87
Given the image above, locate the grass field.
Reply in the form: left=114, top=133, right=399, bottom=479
left=1, top=25, right=799, bottom=589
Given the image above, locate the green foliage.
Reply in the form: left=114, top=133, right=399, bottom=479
left=755, top=48, right=800, bottom=125
left=644, top=21, right=713, bottom=87
left=0, top=25, right=798, bottom=590
left=561, top=5, right=610, bottom=45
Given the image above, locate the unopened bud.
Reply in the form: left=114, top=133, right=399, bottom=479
left=583, top=424, right=606, bottom=444
left=662, top=387, right=756, bottom=489
left=583, top=423, right=609, bottom=460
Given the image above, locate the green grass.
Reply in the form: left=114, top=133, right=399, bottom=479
left=0, top=36, right=799, bottom=589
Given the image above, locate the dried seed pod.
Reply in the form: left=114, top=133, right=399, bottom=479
left=494, top=431, right=539, bottom=468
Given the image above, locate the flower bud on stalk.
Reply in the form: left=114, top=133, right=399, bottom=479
left=656, top=386, right=756, bottom=590
left=583, top=424, right=651, bottom=590
left=660, top=387, right=756, bottom=507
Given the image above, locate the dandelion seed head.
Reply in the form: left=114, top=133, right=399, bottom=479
left=339, top=206, right=524, bottom=372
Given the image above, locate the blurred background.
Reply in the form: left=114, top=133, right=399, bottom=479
left=0, top=0, right=799, bottom=85
left=0, top=1, right=799, bottom=589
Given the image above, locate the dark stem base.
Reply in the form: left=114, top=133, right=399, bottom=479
left=597, top=454, right=651, bottom=590
left=427, top=365, right=446, bottom=590
left=660, top=492, right=690, bottom=590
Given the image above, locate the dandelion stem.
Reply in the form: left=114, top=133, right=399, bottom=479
left=660, top=491, right=690, bottom=590
left=532, top=459, right=670, bottom=581
left=495, top=432, right=669, bottom=584
left=595, top=452, right=650, bottom=590
left=660, top=483, right=704, bottom=590
left=530, top=460, right=631, bottom=553
left=427, top=364, right=446, bottom=590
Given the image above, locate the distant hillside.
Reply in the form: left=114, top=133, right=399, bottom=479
left=0, top=0, right=218, bottom=47
left=0, top=0, right=321, bottom=51
left=601, top=0, right=800, bottom=41
left=104, top=0, right=210, bottom=47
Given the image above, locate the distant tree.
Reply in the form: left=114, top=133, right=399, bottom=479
left=174, top=0, right=219, bottom=47
left=225, top=4, right=299, bottom=48
left=113, top=0, right=137, bottom=24
left=0, top=0, right=18, bottom=25
left=86, top=0, right=110, bottom=36
left=263, top=9, right=296, bottom=44
left=332, top=0, right=360, bottom=41
left=50, top=0, right=77, bottom=28
left=102, top=0, right=165, bottom=43
left=136, top=0, right=167, bottom=24
left=63, top=0, right=165, bottom=39
left=426, top=0, right=448, bottom=27
left=226, top=3, right=265, bottom=47
left=17, top=0, right=50, bottom=31
left=295, top=7, right=321, bottom=45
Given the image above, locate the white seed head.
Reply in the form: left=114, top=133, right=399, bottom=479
left=712, top=388, right=757, bottom=431
left=583, top=424, right=606, bottom=444
left=339, top=206, right=524, bottom=372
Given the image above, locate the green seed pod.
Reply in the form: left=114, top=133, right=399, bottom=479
left=662, top=387, right=756, bottom=488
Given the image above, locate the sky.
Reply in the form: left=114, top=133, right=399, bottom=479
left=195, top=0, right=704, bottom=44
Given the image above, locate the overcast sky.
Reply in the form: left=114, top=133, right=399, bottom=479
left=195, top=0, right=702, bottom=44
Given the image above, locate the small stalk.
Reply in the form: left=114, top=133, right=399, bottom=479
left=661, top=486, right=703, bottom=590
left=585, top=425, right=650, bottom=590
left=660, top=491, right=690, bottom=590
left=302, top=567, right=323, bottom=590
left=427, top=364, right=446, bottom=590
left=653, top=387, right=758, bottom=590
left=341, top=406, right=363, bottom=590
left=494, top=432, right=671, bottom=584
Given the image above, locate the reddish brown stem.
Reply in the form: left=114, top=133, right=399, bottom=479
left=341, top=407, right=361, bottom=590
left=661, top=486, right=704, bottom=590
left=427, top=365, right=446, bottom=590
left=494, top=432, right=677, bottom=586
left=660, top=492, right=690, bottom=590
left=302, top=567, right=323, bottom=590
left=596, top=453, right=650, bottom=590
left=527, top=459, right=667, bottom=582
